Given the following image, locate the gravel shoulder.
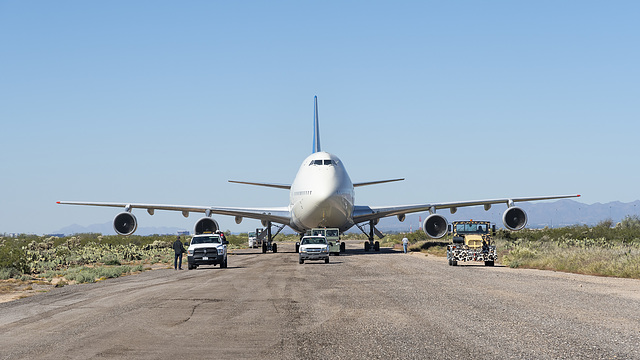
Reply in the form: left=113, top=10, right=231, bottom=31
left=1, top=241, right=638, bottom=359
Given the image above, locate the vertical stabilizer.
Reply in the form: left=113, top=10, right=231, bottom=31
left=313, top=96, right=321, bottom=153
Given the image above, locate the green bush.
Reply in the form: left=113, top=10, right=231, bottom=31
left=0, top=240, right=28, bottom=276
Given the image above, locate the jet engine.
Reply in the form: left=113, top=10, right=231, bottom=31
left=503, top=206, right=528, bottom=231
left=194, top=217, right=220, bottom=235
left=422, top=214, right=448, bottom=239
left=113, top=212, right=137, bottom=236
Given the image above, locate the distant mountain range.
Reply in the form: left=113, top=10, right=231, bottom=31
left=52, top=199, right=640, bottom=236
left=376, top=199, right=640, bottom=233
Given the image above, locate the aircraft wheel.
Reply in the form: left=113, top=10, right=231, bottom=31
left=340, top=242, right=346, bottom=253
left=364, top=242, right=370, bottom=251
left=262, top=243, right=267, bottom=254
left=374, top=241, right=380, bottom=251
left=272, top=243, right=278, bottom=253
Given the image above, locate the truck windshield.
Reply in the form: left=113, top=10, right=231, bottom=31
left=455, top=223, right=489, bottom=234
left=326, top=229, right=339, bottom=237
left=302, top=237, right=326, bottom=245
left=191, top=236, right=221, bottom=244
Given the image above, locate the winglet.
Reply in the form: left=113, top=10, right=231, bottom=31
left=313, top=96, right=321, bottom=153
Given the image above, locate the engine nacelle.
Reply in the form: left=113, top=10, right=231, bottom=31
left=113, top=212, right=137, bottom=236
left=422, top=214, right=448, bottom=239
left=503, top=206, right=528, bottom=231
left=194, top=217, right=220, bottom=235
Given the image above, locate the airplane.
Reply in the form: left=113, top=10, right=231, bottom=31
left=58, top=96, right=580, bottom=252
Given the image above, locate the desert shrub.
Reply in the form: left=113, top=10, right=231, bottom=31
left=0, top=240, right=28, bottom=276
left=495, top=221, right=640, bottom=278
left=103, top=257, right=121, bottom=266
left=619, top=215, right=640, bottom=230
left=0, top=268, right=19, bottom=280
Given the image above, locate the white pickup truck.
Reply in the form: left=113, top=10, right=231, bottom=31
left=187, top=233, right=228, bottom=269
left=298, top=236, right=330, bottom=264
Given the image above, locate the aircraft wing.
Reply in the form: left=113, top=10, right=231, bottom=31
left=56, top=201, right=292, bottom=225
left=352, top=194, right=581, bottom=224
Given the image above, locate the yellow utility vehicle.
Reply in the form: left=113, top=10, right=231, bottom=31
left=447, top=220, right=497, bottom=266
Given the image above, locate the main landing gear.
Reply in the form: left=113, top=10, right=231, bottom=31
left=357, top=220, right=381, bottom=252
left=261, top=221, right=285, bottom=254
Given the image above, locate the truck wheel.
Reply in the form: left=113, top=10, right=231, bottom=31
left=299, top=258, right=304, bottom=264
left=188, top=263, right=194, bottom=270
left=448, top=260, right=452, bottom=266
left=340, top=242, right=345, bottom=253
left=295, top=242, right=300, bottom=253
left=272, top=243, right=278, bottom=253
left=451, top=260, right=458, bottom=266
left=221, top=257, right=228, bottom=268
left=325, top=258, right=329, bottom=264
left=484, top=261, right=494, bottom=267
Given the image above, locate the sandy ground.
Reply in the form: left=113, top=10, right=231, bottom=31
left=0, top=262, right=170, bottom=304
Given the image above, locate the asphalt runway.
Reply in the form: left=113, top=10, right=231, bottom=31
left=1, top=241, right=638, bottom=359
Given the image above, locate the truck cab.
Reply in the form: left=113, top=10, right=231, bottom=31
left=452, top=221, right=494, bottom=249
left=187, top=233, right=228, bottom=269
left=298, top=236, right=330, bottom=264
left=248, top=231, right=257, bottom=248
left=448, top=220, right=497, bottom=266
left=304, top=228, right=344, bottom=255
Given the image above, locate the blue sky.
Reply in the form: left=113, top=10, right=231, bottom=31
left=1, top=1, right=638, bottom=235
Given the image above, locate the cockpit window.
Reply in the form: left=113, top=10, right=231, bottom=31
left=309, top=159, right=335, bottom=166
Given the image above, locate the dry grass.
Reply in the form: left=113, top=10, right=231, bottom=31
left=498, top=238, right=640, bottom=279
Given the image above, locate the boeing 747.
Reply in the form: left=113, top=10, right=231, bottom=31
left=58, top=96, right=580, bottom=251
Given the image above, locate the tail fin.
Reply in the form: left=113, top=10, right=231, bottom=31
left=313, top=95, right=321, bottom=153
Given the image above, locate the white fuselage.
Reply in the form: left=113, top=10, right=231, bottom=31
left=289, top=151, right=355, bottom=233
